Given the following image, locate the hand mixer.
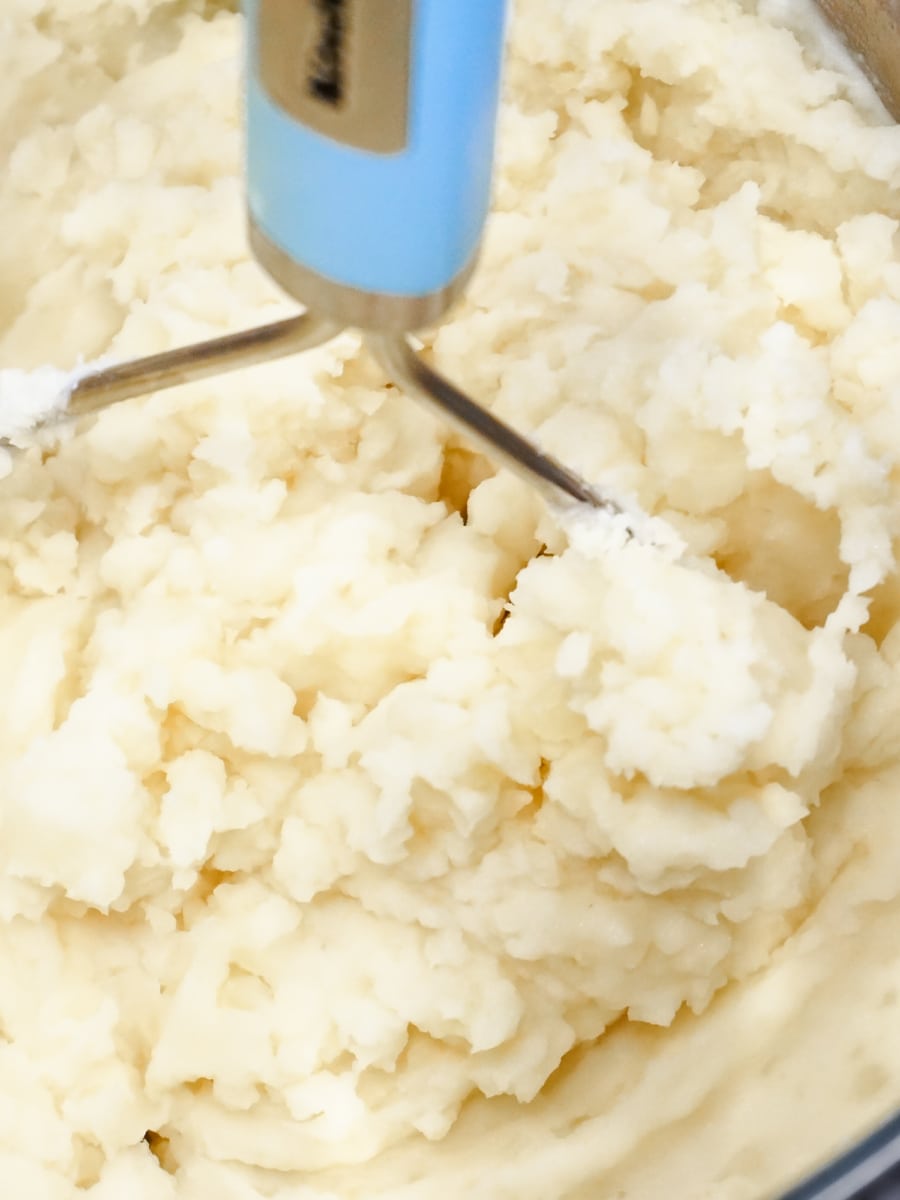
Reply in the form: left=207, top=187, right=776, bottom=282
left=12, top=0, right=615, bottom=514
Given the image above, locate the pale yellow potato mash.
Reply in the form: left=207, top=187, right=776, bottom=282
left=1, top=0, right=900, bottom=1196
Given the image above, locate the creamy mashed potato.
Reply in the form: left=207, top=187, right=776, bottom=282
left=2, top=0, right=900, bottom=1196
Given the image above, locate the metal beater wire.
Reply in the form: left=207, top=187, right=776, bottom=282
left=368, top=334, right=617, bottom=513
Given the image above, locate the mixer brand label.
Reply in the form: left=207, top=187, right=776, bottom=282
left=258, top=0, right=412, bottom=154
left=308, top=0, right=345, bottom=105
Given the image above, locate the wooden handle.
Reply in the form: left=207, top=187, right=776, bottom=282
left=815, top=0, right=900, bottom=119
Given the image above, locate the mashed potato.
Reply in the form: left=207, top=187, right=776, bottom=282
left=2, top=0, right=900, bottom=1196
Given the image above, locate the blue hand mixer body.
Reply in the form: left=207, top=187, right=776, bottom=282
left=52, top=1, right=615, bottom=512
left=246, top=0, right=507, bottom=330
